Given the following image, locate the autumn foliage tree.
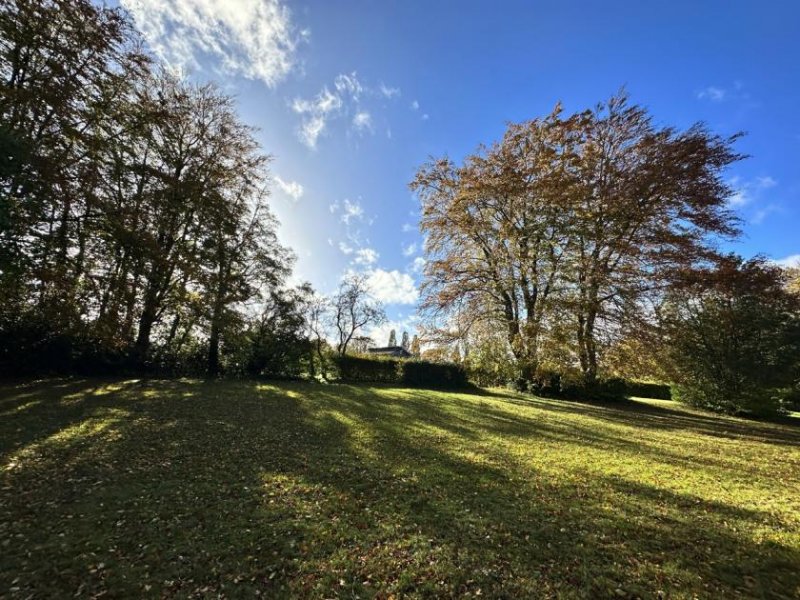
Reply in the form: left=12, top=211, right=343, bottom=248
left=412, top=92, right=743, bottom=388
left=0, top=0, right=296, bottom=376
left=662, top=257, right=800, bottom=415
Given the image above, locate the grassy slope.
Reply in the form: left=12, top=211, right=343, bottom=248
left=1, top=380, right=799, bottom=599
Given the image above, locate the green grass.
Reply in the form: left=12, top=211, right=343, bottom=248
left=1, top=380, right=799, bottom=599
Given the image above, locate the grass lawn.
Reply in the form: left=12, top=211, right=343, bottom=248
left=1, top=380, right=799, bottom=599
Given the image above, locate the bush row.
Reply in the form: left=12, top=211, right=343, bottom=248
left=512, top=370, right=672, bottom=402
left=331, top=354, right=469, bottom=389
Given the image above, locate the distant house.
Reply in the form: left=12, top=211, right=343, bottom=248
left=367, top=346, right=412, bottom=358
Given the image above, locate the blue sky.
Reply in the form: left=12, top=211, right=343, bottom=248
left=119, top=0, right=799, bottom=341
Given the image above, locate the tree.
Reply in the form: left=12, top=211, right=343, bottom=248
left=411, top=105, right=588, bottom=379
left=0, top=1, right=296, bottom=377
left=350, top=336, right=374, bottom=354
left=0, top=0, right=146, bottom=332
left=411, top=91, right=743, bottom=385
left=331, top=273, right=386, bottom=355
left=401, top=330, right=410, bottom=350
left=388, top=329, right=397, bottom=347
left=304, top=288, right=331, bottom=377
left=565, top=92, right=741, bottom=384
left=244, top=287, right=310, bottom=378
left=410, top=334, right=421, bottom=357
left=663, top=257, right=800, bottom=415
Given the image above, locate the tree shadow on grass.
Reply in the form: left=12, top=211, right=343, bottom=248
left=503, top=393, right=800, bottom=446
left=0, top=379, right=798, bottom=598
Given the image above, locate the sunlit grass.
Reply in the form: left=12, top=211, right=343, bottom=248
left=1, top=379, right=798, bottom=598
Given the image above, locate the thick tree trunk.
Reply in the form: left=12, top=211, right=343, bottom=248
left=133, top=281, right=160, bottom=364
left=207, top=257, right=228, bottom=377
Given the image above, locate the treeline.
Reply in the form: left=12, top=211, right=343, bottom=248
left=413, top=95, right=800, bottom=415
left=0, top=0, right=307, bottom=377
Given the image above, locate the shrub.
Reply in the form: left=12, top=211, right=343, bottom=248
left=401, top=360, right=469, bottom=389
left=331, top=354, right=401, bottom=383
left=624, top=380, right=672, bottom=400
left=521, top=369, right=670, bottom=402
left=331, top=355, right=469, bottom=389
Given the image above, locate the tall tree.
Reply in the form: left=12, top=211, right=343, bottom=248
left=412, top=92, right=742, bottom=384
left=412, top=105, right=584, bottom=378
left=331, top=273, right=386, bottom=355
left=409, top=334, right=421, bottom=357
left=567, top=92, right=741, bottom=383
left=401, top=330, right=410, bottom=350
left=388, top=329, right=397, bottom=347
left=0, top=0, right=146, bottom=325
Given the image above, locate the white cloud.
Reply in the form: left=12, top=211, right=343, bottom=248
left=756, top=176, right=777, bottom=189
left=697, top=86, right=726, bottom=102
left=340, top=198, right=364, bottom=224
left=421, top=113, right=429, bottom=121
left=353, top=247, right=379, bottom=266
left=410, top=100, right=419, bottom=111
left=290, top=72, right=399, bottom=148
left=122, top=0, right=306, bottom=87
left=338, top=241, right=354, bottom=255
left=402, top=242, right=417, bottom=257
left=401, top=223, right=415, bottom=233
left=727, top=175, right=778, bottom=208
left=366, top=269, right=418, bottom=304
left=751, top=204, right=780, bottom=225
left=353, top=111, right=373, bottom=133
left=274, top=175, right=303, bottom=201
left=334, top=72, right=363, bottom=100
left=379, top=83, right=400, bottom=98
left=774, top=254, right=800, bottom=268
left=291, top=86, right=343, bottom=149
left=409, top=256, right=426, bottom=274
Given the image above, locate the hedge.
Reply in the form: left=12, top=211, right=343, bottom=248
left=331, top=354, right=469, bottom=389
left=518, top=370, right=672, bottom=402
left=623, top=380, right=672, bottom=400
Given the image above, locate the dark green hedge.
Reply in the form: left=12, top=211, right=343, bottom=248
left=519, top=370, right=672, bottom=402
left=401, top=360, right=469, bottom=388
left=623, top=380, right=672, bottom=400
left=331, top=355, right=469, bottom=389
left=332, top=354, right=401, bottom=383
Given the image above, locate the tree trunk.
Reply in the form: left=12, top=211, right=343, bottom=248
left=133, top=281, right=159, bottom=364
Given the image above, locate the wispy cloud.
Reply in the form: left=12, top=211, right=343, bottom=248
left=379, top=83, right=400, bottom=99
left=291, top=72, right=399, bottom=148
left=340, top=199, right=364, bottom=224
left=697, top=86, right=726, bottom=102
left=122, top=0, right=307, bottom=87
left=353, top=247, right=379, bottom=266
left=727, top=175, right=778, bottom=208
left=410, top=100, right=419, bottom=111
left=353, top=111, right=373, bottom=133
left=291, top=86, right=343, bottom=149
left=726, top=175, right=782, bottom=225
left=274, top=175, right=304, bottom=201
left=402, top=242, right=418, bottom=257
